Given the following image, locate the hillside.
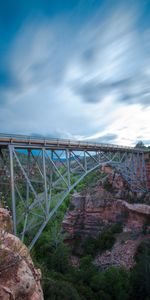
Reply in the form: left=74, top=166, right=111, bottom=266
left=31, top=166, right=150, bottom=300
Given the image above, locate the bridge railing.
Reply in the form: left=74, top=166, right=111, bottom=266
left=0, top=132, right=148, bottom=152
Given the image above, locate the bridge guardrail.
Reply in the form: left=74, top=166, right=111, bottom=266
left=0, top=133, right=149, bottom=152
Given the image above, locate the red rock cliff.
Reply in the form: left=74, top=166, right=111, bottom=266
left=0, top=208, right=44, bottom=300
left=62, top=170, right=150, bottom=268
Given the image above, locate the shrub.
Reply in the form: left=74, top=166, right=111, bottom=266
left=90, top=267, right=130, bottom=300
left=43, top=278, right=80, bottom=300
left=103, top=179, right=113, bottom=192
left=110, top=222, right=123, bottom=234
left=50, top=242, right=71, bottom=274
left=130, top=240, right=150, bottom=300
left=83, top=228, right=116, bottom=257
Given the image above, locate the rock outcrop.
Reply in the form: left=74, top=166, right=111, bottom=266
left=63, top=190, right=150, bottom=239
left=62, top=170, right=150, bottom=268
left=94, top=237, right=142, bottom=269
left=0, top=208, right=44, bottom=300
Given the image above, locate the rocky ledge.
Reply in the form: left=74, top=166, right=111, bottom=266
left=0, top=208, right=44, bottom=300
left=63, top=190, right=150, bottom=238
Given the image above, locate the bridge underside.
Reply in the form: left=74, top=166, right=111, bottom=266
left=0, top=144, right=148, bottom=248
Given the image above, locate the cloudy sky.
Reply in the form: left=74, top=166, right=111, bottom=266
left=0, top=0, right=150, bottom=146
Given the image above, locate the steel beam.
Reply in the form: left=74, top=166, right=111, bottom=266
left=9, top=146, right=17, bottom=235
left=42, top=148, right=49, bottom=218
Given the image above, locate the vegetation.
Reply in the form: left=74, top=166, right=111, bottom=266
left=130, top=240, right=150, bottom=300
left=32, top=220, right=150, bottom=300
left=103, top=178, right=114, bottom=192
left=75, top=169, right=107, bottom=192
left=135, top=141, right=146, bottom=149
left=82, top=222, right=123, bottom=257
left=32, top=230, right=131, bottom=300
left=33, top=229, right=150, bottom=300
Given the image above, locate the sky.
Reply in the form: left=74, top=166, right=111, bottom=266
left=0, top=0, right=150, bottom=146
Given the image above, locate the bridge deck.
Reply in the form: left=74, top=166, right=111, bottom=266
left=0, top=133, right=148, bottom=152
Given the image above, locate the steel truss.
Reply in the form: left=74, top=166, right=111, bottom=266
left=0, top=143, right=148, bottom=248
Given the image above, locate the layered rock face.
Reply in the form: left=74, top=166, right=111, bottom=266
left=63, top=190, right=150, bottom=239
left=62, top=170, right=150, bottom=268
left=0, top=208, right=44, bottom=300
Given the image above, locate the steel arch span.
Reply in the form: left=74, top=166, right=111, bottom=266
left=0, top=133, right=149, bottom=248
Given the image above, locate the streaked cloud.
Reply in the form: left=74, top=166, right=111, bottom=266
left=0, top=0, right=149, bottom=145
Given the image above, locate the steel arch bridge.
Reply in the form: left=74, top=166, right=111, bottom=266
left=0, top=133, right=149, bottom=248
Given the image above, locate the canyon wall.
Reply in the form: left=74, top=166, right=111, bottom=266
left=63, top=190, right=150, bottom=240
left=62, top=169, right=150, bottom=269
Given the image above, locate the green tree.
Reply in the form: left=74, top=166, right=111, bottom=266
left=130, top=241, right=150, bottom=300
left=135, top=141, right=146, bottom=148
left=90, top=267, right=130, bottom=300
left=43, top=279, right=80, bottom=300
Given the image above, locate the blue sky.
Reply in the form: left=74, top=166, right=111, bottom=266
left=0, top=0, right=150, bottom=145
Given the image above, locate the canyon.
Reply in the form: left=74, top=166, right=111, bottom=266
left=62, top=165, right=150, bottom=269
left=0, top=153, right=150, bottom=299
